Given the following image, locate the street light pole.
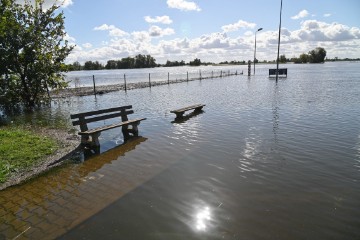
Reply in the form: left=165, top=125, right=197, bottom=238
left=254, top=28, right=263, bottom=75
left=276, top=0, right=283, bottom=82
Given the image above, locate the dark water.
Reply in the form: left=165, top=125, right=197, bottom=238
left=1, top=62, right=360, bottom=239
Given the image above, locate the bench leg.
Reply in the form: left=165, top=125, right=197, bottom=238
left=90, top=132, right=101, bottom=147
left=194, top=106, right=203, bottom=112
left=175, top=112, right=184, bottom=118
left=130, top=123, right=139, bottom=136
left=81, top=135, right=90, bottom=145
left=122, top=125, right=129, bottom=139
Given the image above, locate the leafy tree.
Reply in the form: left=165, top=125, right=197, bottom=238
left=279, top=55, right=287, bottom=63
left=299, top=53, right=309, bottom=63
left=0, top=0, right=73, bottom=109
left=190, top=58, right=201, bottom=66
left=105, top=60, right=117, bottom=69
left=83, top=61, right=103, bottom=70
left=308, top=47, right=326, bottom=63
left=164, top=60, right=186, bottom=67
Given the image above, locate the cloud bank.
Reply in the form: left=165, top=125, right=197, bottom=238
left=67, top=19, right=360, bottom=64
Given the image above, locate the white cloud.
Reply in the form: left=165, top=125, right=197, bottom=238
left=64, top=33, right=76, bottom=43
left=67, top=20, right=360, bottom=64
left=294, top=20, right=360, bottom=41
left=132, top=31, right=151, bottom=42
left=144, top=16, right=173, bottom=24
left=167, top=0, right=201, bottom=11
left=16, top=0, right=73, bottom=8
left=194, top=32, right=230, bottom=49
left=222, top=20, right=256, bottom=32
left=291, top=10, right=309, bottom=20
left=82, top=43, right=93, bottom=49
left=149, top=26, right=175, bottom=37
left=56, top=0, right=73, bottom=8
left=94, top=24, right=129, bottom=37
left=324, top=13, right=332, bottom=17
left=244, top=31, right=253, bottom=36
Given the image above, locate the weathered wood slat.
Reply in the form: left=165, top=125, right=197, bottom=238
left=70, top=105, right=132, bottom=119
left=78, top=118, right=146, bottom=135
left=171, top=104, right=205, bottom=113
left=72, top=110, right=134, bottom=126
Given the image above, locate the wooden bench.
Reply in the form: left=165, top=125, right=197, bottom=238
left=170, top=104, right=205, bottom=119
left=70, top=105, right=146, bottom=147
left=269, top=68, right=287, bottom=77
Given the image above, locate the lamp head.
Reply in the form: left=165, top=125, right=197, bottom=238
left=258, top=28, right=263, bottom=32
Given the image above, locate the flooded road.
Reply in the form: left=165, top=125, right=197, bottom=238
left=1, top=62, right=360, bottom=239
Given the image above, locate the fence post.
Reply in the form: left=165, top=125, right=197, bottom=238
left=199, top=70, right=202, bottom=80
left=124, top=74, right=127, bottom=92
left=92, top=75, right=96, bottom=95
left=235, top=70, right=238, bottom=75
left=248, top=61, right=251, bottom=76
left=187, top=71, right=189, bottom=81
left=168, top=72, right=170, bottom=84
left=228, top=70, right=230, bottom=76
left=220, top=71, right=222, bottom=78
left=149, top=73, right=151, bottom=88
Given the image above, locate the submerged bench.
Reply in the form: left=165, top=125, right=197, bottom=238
left=170, top=104, right=205, bottom=119
left=70, top=105, right=146, bottom=147
left=269, top=68, right=287, bottom=77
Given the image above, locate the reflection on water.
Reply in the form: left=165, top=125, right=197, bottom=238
left=171, top=110, right=204, bottom=124
left=195, top=206, right=211, bottom=231
left=1, top=62, right=360, bottom=239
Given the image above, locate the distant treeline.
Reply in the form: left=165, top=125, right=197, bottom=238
left=67, top=49, right=359, bottom=71
left=67, top=55, right=231, bottom=71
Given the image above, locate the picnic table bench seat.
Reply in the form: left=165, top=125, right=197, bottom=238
left=170, top=104, right=205, bottom=118
left=70, top=105, right=146, bottom=147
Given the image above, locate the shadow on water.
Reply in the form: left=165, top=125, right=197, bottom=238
left=171, top=110, right=205, bottom=124
left=0, top=137, right=147, bottom=239
left=81, top=136, right=147, bottom=161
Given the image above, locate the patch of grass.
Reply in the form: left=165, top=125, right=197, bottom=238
left=0, top=127, right=58, bottom=183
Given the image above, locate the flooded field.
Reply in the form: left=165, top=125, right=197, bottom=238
left=1, top=62, right=360, bottom=239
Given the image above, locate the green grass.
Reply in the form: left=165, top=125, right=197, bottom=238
left=0, top=127, right=58, bottom=183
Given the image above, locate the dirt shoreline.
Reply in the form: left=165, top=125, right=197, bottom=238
left=0, top=127, right=81, bottom=191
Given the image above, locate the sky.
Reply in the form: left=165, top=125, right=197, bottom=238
left=28, top=0, right=360, bottom=64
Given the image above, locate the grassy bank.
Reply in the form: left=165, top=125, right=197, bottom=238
left=0, top=127, right=59, bottom=183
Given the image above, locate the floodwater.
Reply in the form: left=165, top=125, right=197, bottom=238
left=1, top=62, right=360, bottom=239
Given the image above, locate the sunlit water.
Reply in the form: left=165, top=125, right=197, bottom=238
left=1, top=62, right=360, bottom=239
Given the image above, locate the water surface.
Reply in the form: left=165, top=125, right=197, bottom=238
left=1, top=62, right=359, bottom=240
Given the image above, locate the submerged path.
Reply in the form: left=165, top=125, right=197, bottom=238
left=51, top=72, right=243, bottom=98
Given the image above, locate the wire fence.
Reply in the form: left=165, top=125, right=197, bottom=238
left=54, top=68, right=245, bottom=97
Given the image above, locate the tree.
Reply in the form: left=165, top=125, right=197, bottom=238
left=299, top=53, right=309, bottom=63
left=0, top=0, right=73, bottom=109
left=190, top=58, right=201, bottom=66
left=308, top=47, right=326, bottom=63
left=279, top=55, right=287, bottom=63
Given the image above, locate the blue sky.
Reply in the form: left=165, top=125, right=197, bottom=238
left=35, top=0, right=360, bottom=64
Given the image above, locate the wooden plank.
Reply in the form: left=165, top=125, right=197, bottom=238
left=70, top=105, right=132, bottom=119
left=171, top=104, right=205, bottom=113
left=72, top=110, right=134, bottom=126
left=78, top=118, right=146, bottom=135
